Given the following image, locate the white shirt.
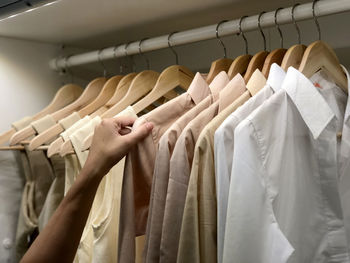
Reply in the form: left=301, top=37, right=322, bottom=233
left=223, top=67, right=350, bottom=263
left=214, top=64, right=286, bottom=263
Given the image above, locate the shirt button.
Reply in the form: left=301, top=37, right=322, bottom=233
left=3, top=238, right=12, bottom=249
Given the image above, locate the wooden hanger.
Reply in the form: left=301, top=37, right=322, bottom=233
left=47, top=73, right=137, bottom=157
left=281, top=4, right=306, bottom=71
left=132, top=65, right=194, bottom=114
left=29, top=76, right=121, bottom=151
left=9, top=77, right=107, bottom=146
left=0, top=84, right=82, bottom=146
left=299, top=1, right=347, bottom=92
left=261, top=48, right=287, bottom=78
left=261, top=8, right=287, bottom=78
left=90, top=72, right=137, bottom=118
left=206, top=58, right=233, bottom=84
left=244, top=51, right=269, bottom=82
left=206, top=20, right=234, bottom=84
left=299, top=40, right=347, bottom=93
left=58, top=70, right=160, bottom=157
left=281, top=44, right=306, bottom=70
left=228, top=54, right=252, bottom=80
left=243, top=13, right=270, bottom=82
left=101, top=70, right=160, bottom=118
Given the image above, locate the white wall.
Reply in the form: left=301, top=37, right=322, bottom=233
left=0, top=37, right=90, bottom=134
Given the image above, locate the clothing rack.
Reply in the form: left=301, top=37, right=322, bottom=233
left=50, top=0, right=350, bottom=71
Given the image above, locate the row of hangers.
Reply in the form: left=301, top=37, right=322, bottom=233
left=0, top=0, right=347, bottom=157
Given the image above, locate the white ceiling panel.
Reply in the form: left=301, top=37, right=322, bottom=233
left=0, top=0, right=311, bottom=48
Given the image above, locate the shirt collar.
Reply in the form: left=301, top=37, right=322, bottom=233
left=267, top=63, right=286, bottom=92
left=282, top=67, right=335, bottom=139
left=246, top=69, right=267, bottom=96
left=218, top=73, right=246, bottom=112
left=187, top=72, right=211, bottom=105
left=209, top=71, right=230, bottom=102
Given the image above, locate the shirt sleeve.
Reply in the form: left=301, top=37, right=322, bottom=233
left=223, top=119, right=293, bottom=263
left=177, top=132, right=217, bottom=263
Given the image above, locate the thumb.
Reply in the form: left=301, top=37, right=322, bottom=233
left=124, top=122, right=153, bottom=144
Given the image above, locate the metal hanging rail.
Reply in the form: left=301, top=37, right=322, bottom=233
left=50, top=0, right=350, bottom=70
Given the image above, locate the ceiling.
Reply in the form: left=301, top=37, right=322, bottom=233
left=0, top=0, right=311, bottom=49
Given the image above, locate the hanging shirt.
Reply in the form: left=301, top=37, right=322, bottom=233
left=0, top=116, right=30, bottom=263
left=223, top=67, right=350, bottom=263
left=161, top=73, right=245, bottom=263
left=70, top=116, right=104, bottom=263
left=144, top=72, right=227, bottom=263
left=15, top=116, right=56, bottom=261
left=61, top=116, right=91, bottom=194
left=118, top=72, right=213, bottom=263
left=176, top=71, right=265, bottom=263
left=338, top=66, right=350, bottom=257
left=214, top=64, right=285, bottom=263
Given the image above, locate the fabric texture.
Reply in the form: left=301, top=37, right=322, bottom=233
left=214, top=64, right=285, bottom=263
left=92, top=107, right=138, bottom=263
left=144, top=72, right=227, bottom=263
left=70, top=116, right=103, bottom=263
left=11, top=116, right=33, bottom=131
left=176, top=73, right=260, bottom=263
left=58, top=112, right=81, bottom=130
left=31, top=115, right=56, bottom=134
left=61, top=116, right=92, bottom=194
left=161, top=73, right=245, bottom=263
left=223, top=67, right=350, bottom=263
left=38, top=155, right=65, bottom=231
left=0, top=150, right=25, bottom=263
left=118, top=72, right=213, bottom=263
left=15, top=115, right=56, bottom=261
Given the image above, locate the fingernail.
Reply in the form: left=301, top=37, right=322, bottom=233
left=146, top=122, right=153, bottom=130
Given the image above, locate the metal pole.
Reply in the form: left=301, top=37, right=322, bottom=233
left=50, top=0, right=350, bottom=70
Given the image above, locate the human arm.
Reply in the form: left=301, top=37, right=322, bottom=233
left=20, top=117, right=153, bottom=263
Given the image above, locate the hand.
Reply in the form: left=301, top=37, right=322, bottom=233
left=85, top=116, right=153, bottom=178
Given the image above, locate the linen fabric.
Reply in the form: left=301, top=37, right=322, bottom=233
left=118, top=72, right=213, bottom=263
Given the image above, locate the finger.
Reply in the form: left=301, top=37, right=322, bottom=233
left=113, top=116, right=137, bottom=128
left=123, top=122, right=153, bottom=144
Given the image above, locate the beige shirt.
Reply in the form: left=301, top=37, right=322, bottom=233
left=144, top=72, right=229, bottom=263
left=177, top=73, right=264, bottom=263
left=161, top=74, right=246, bottom=263
left=118, top=72, right=213, bottom=263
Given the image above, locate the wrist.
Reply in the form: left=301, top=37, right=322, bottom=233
left=81, top=159, right=105, bottom=182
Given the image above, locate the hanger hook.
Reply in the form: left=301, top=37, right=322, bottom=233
left=113, top=45, right=123, bottom=74
left=312, top=0, right=321, bottom=40
left=274, top=7, right=284, bottom=48
left=291, top=3, right=302, bottom=44
left=138, top=38, right=150, bottom=70
left=216, top=20, right=228, bottom=58
left=238, top=16, right=249, bottom=54
left=97, top=49, right=107, bottom=77
left=168, top=31, right=179, bottom=65
left=257, top=12, right=267, bottom=51
left=63, top=55, right=74, bottom=83
left=124, top=42, right=136, bottom=73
